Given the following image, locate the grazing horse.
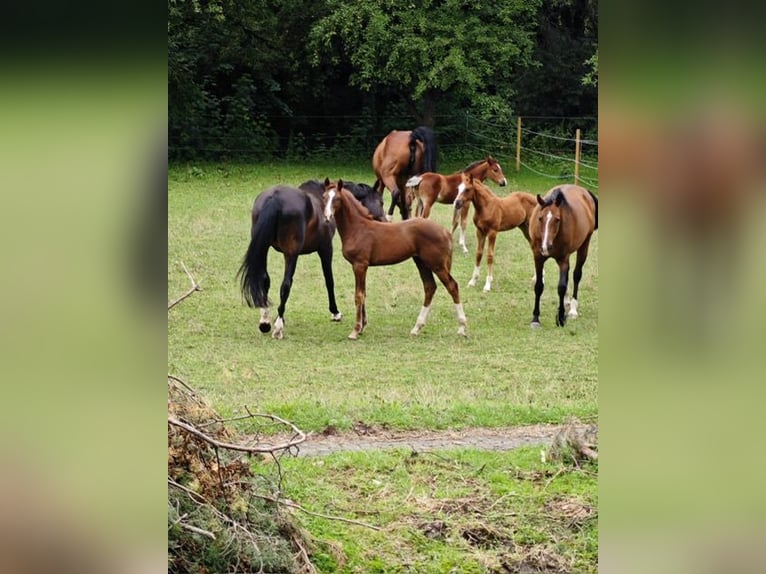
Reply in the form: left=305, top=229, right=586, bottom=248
left=372, top=126, right=437, bottom=221
left=406, top=156, right=508, bottom=253
left=529, top=185, right=598, bottom=327
left=322, top=178, right=467, bottom=339
left=238, top=180, right=384, bottom=339
left=453, top=172, right=537, bottom=292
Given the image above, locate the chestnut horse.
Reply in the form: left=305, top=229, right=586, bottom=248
left=372, top=126, right=437, bottom=221
left=529, top=185, right=598, bottom=327
left=238, top=180, right=384, bottom=339
left=322, top=178, right=467, bottom=339
left=453, top=172, right=537, bottom=292
left=406, top=156, right=508, bottom=253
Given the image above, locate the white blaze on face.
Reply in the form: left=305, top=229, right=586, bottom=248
left=454, top=182, right=466, bottom=206
left=324, top=188, right=336, bottom=219
left=541, top=211, right=553, bottom=256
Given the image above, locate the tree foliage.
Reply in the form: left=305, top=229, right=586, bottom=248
left=168, top=0, right=597, bottom=160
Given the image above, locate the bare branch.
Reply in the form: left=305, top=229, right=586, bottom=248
left=178, top=522, right=216, bottom=540
left=168, top=414, right=306, bottom=454
left=250, top=493, right=382, bottom=532
left=168, top=261, right=202, bottom=310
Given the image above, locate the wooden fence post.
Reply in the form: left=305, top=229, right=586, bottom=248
left=574, top=128, right=581, bottom=185
left=515, top=116, right=522, bottom=172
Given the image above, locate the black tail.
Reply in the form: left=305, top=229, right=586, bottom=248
left=409, top=126, right=437, bottom=175
left=587, top=189, right=598, bottom=230
left=237, top=197, right=279, bottom=308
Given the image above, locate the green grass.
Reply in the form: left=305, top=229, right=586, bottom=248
left=276, top=446, right=597, bottom=573
left=168, top=160, right=597, bottom=433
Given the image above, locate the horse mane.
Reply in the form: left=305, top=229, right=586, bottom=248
left=542, top=187, right=568, bottom=207
left=340, top=187, right=375, bottom=220
left=586, top=189, right=598, bottom=230
left=462, top=158, right=486, bottom=172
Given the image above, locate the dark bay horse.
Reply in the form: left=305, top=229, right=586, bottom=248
left=453, top=172, right=537, bottom=292
left=529, top=185, right=598, bottom=327
left=372, top=126, right=437, bottom=221
left=238, top=180, right=384, bottom=339
left=406, top=156, right=508, bottom=253
left=322, top=178, right=467, bottom=339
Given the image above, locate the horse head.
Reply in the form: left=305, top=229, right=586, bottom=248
left=323, top=178, right=343, bottom=221
left=486, top=156, right=508, bottom=186
left=535, top=189, right=566, bottom=256
left=454, top=172, right=476, bottom=210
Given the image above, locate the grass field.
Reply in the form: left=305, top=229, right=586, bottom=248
left=168, top=160, right=598, bottom=432
left=168, top=159, right=598, bottom=572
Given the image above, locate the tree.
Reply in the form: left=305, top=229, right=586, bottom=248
left=308, top=0, right=542, bottom=126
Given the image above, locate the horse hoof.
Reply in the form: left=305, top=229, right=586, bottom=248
left=461, top=247, right=469, bottom=254
left=272, top=330, right=284, bottom=339
left=530, top=321, right=541, bottom=328
left=331, top=312, right=343, bottom=322
left=555, top=316, right=566, bottom=327
left=468, top=279, right=476, bottom=288
left=457, top=326, right=467, bottom=337
left=259, top=322, right=271, bottom=333
left=385, top=214, right=393, bottom=223
left=410, top=327, right=420, bottom=336
left=568, top=310, right=579, bottom=318
left=348, top=331, right=359, bottom=340
left=483, top=286, right=491, bottom=293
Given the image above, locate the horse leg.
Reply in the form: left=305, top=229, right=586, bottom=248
left=410, top=257, right=437, bottom=336
left=531, top=256, right=546, bottom=327
left=318, top=244, right=342, bottom=321
left=568, top=235, right=592, bottom=318
left=555, top=257, right=571, bottom=327
left=433, top=265, right=467, bottom=337
left=483, top=231, right=498, bottom=292
left=273, top=254, right=299, bottom=339
left=349, top=263, right=368, bottom=340
left=459, top=203, right=471, bottom=253
left=258, top=271, right=272, bottom=333
left=468, top=229, right=486, bottom=287
left=381, top=175, right=400, bottom=221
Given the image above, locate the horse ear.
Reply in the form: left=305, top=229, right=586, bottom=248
left=324, top=177, right=330, bottom=187
left=537, top=194, right=545, bottom=207
left=554, top=192, right=564, bottom=206
left=338, top=179, right=343, bottom=190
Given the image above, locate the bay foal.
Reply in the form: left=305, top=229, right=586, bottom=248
left=323, top=178, right=467, bottom=339
left=529, top=185, right=598, bottom=327
left=453, top=172, right=537, bottom=292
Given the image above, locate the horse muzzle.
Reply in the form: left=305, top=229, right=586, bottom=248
left=454, top=199, right=464, bottom=210
left=500, top=178, right=508, bottom=186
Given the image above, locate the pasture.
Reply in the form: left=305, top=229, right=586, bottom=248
left=168, top=159, right=598, bottom=572
left=168, top=161, right=597, bottom=432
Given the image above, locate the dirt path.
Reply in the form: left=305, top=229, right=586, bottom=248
left=290, top=423, right=567, bottom=457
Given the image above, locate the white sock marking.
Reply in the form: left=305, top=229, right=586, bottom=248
left=483, top=275, right=492, bottom=292
left=468, top=265, right=480, bottom=287
left=568, top=298, right=579, bottom=317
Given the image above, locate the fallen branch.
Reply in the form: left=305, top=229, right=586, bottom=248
left=168, top=261, right=202, bottom=310
left=250, top=493, right=382, bottom=532
left=168, top=414, right=306, bottom=454
left=179, top=522, right=216, bottom=540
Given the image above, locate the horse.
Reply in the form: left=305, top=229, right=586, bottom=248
left=528, top=185, right=598, bottom=327
left=453, top=172, right=537, bottom=292
left=322, top=178, right=467, bottom=339
left=406, top=156, right=508, bottom=253
left=372, top=126, right=437, bottom=221
left=237, top=179, right=384, bottom=339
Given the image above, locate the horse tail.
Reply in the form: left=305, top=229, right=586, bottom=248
left=410, top=126, right=438, bottom=174
left=586, top=189, right=598, bottom=230
left=238, top=197, right=279, bottom=308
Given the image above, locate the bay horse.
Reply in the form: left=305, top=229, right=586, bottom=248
left=372, top=126, right=437, bottom=221
left=406, top=156, right=508, bottom=253
left=237, top=180, right=384, bottom=339
left=529, top=185, right=598, bottom=327
left=322, top=178, right=467, bottom=339
left=453, top=172, right=537, bottom=292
